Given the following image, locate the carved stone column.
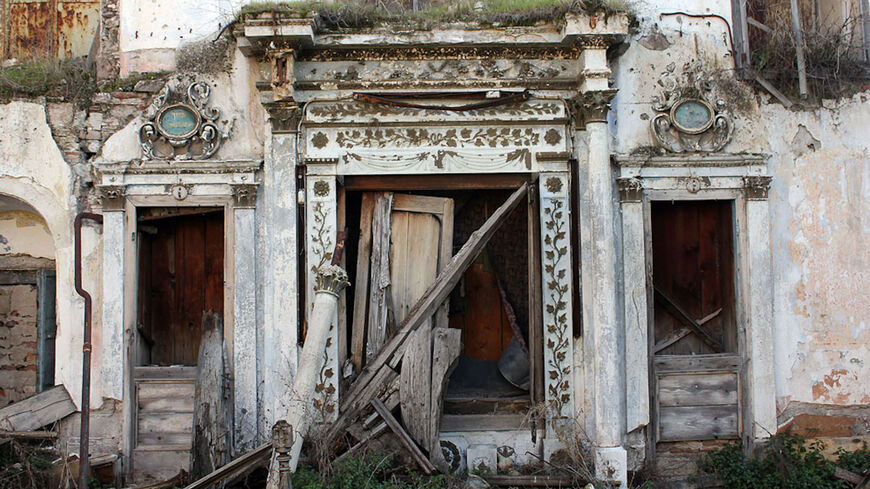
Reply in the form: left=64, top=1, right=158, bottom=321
left=261, top=103, right=303, bottom=438
left=617, top=177, right=649, bottom=436
left=286, top=265, right=349, bottom=471
left=98, top=186, right=126, bottom=401
left=232, top=183, right=259, bottom=448
left=743, top=175, right=777, bottom=438
left=573, top=89, right=627, bottom=484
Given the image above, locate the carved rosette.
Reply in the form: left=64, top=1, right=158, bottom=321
left=139, top=80, right=227, bottom=160
left=314, top=265, right=350, bottom=297
left=743, top=175, right=772, bottom=200
left=99, top=185, right=125, bottom=211
left=539, top=174, right=574, bottom=423
left=617, top=177, right=643, bottom=202
left=648, top=62, right=734, bottom=153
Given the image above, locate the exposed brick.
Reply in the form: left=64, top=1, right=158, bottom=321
left=780, top=414, right=857, bottom=438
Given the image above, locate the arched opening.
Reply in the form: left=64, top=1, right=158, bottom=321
left=0, top=195, right=57, bottom=408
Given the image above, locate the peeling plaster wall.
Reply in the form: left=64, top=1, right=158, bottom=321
left=0, top=211, right=54, bottom=259
left=0, top=101, right=102, bottom=411
left=616, top=0, right=870, bottom=426
left=118, top=0, right=280, bottom=76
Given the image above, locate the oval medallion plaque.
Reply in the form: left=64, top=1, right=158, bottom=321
left=157, top=104, right=199, bottom=138
left=670, top=99, right=714, bottom=134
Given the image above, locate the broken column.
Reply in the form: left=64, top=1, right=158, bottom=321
left=285, top=263, right=349, bottom=471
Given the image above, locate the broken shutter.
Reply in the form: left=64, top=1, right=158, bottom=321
left=36, top=269, right=56, bottom=393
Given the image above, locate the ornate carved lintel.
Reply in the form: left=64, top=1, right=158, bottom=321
left=743, top=175, right=772, bottom=200
left=232, top=184, right=259, bottom=208
left=617, top=177, right=644, bottom=202
left=314, top=264, right=349, bottom=297
left=99, top=185, right=126, bottom=211
left=265, top=102, right=302, bottom=134
left=572, top=89, right=618, bottom=126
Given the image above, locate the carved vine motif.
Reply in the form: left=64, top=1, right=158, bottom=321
left=313, top=329, right=336, bottom=419
left=139, top=80, right=228, bottom=160
left=310, top=202, right=333, bottom=273
left=543, top=197, right=571, bottom=419
left=343, top=147, right=533, bottom=171
left=306, top=100, right=564, bottom=120
left=649, top=62, right=734, bottom=153
left=334, top=127, right=542, bottom=149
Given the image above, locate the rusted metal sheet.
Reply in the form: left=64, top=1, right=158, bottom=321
left=5, top=0, right=99, bottom=59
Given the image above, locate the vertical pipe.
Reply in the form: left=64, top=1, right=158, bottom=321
left=75, top=212, right=103, bottom=489
left=790, top=0, right=809, bottom=98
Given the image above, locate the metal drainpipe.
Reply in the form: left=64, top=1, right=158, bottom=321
left=74, top=212, right=103, bottom=489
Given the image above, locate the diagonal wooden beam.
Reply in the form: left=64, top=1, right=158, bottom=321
left=653, top=308, right=722, bottom=353
left=324, top=182, right=529, bottom=447
left=653, top=287, right=725, bottom=353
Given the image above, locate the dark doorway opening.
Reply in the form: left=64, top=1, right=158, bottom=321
left=136, top=207, right=224, bottom=366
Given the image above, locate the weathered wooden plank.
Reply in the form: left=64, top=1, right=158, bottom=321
left=653, top=354, right=740, bottom=372
left=370, top=398, right=435, bottom=474
left=0, top=430, right=57, bottom=439
left=351, top=193, right=376, bottom=373
left=0, top=385, right=75, bottom=432
left=440, top=415, right=526, bottom=432
left=400, top=325, right=433, bottom=451
left=428, top=328, right=461, bottom=472
left=658, top=405, right=739, bottom=442
left=658, top=372, right=738, bottom=407
left=138, top=412, right=194, bottom=435
left=326, top=183, right=528, bottom=445
left=834, top=467, right=865, bottom=485
left=133, top=448, right=191, bottom=485
left=137, top=431, right=193, bottom=447
left=366, top=192, right=394, bottom=363
left=653, top=327, right=692, bottom=354
left=134, top=366, right=198, bottom=380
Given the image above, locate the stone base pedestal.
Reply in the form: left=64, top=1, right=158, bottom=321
left=594, top=446, right=627, bottom=486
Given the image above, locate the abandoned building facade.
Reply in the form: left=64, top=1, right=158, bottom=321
left=0, top=0, right=868, bottom=486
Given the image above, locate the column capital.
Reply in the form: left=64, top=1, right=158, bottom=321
left=743, top=175, right=772, bottom=200
left=98, top=185, right=125, bottom=211
left=314, top=264, right=349, bottom=297
left=231, top=183, right=259, bottom=208
left=572, top=89, right=618, bottom=126
left=616, top=177, right=643, bottom=202
left=264, top=101, right=302, bottom=134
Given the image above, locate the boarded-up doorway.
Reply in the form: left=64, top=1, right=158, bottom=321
left=650, top=200, right=741, bottom=444
left=133, top=207, right=224, bottom=483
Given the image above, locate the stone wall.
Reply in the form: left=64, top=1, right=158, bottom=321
left=0, top=283, right=39, bottom=408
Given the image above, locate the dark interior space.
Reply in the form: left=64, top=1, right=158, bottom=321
left=136, top=207, right=224, bottom=366
left=651, top=200, right=737, bottom=355
left=343, top=186, right=533, bottom=411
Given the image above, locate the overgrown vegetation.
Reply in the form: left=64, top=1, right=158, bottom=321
left=293, top=453, right=459, bottom=489
left=0, top=439, right=59, bottom=489
left=748, top=0, right=869, bottom=100
left=0, top=58, right=96, bottom=108
left=701, top=434, right=870, bottom=489
left=237, top=0, right=628, bottom=31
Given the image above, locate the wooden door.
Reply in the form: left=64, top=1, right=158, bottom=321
left=650, top=201, right=741, bottom=443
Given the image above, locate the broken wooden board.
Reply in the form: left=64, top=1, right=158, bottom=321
left=350, top=193, right=376, bottom=373
left=0, top=385, right=75, bottom=432
left=400, top=326, right=433, bottom=449
left=654, top=288, right=724, bottom=353
left=190, top=311, right=233, bottom=480
left=427, top=328, right=462, bottom=472
left=325, top=183, right=528, bottom=450
left=370, top=398, right=435, bottom=474
left=182, top=442, right=272, bottom=489
left=366, top=192, right=394, bottom=363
